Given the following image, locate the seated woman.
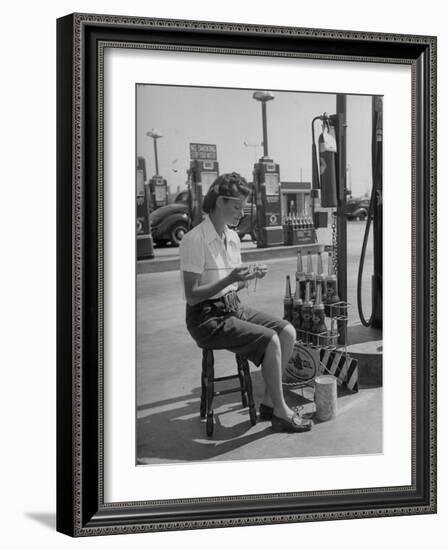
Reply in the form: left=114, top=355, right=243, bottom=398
left=179, top=172, right=312, bottom=433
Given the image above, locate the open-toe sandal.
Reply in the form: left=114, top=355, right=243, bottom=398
left=271, top=413, right=312, bottom=433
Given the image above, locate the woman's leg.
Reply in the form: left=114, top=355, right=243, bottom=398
left=279, top=323, right=297, bottom=371
left=261, top=333, right=296, bottom=420
left=262, top=323, right=296, bottom=409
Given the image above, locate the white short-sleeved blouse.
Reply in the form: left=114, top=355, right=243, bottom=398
left=179, top=215, right=241, bottom=299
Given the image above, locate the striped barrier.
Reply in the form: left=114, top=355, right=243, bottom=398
left=319, top=348, right=359, bottom=393
left=283, top=342, right=359, bottom=393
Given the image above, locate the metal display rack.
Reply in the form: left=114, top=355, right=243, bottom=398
left=283, top=300, right=351, bottom=389
left=296, top=301, right=349, bottom=350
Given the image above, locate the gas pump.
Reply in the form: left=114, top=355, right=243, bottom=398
left=136, top=156, right=154, bottom=259
left=189, top=143, right=219, bottom=226
left=253, top=159, right=283, bottom=247
left=146, top=129, right=169, bottom=211
left=148, top=175, right=169, bottom=210
left=250, top=90, right=284, bottom=248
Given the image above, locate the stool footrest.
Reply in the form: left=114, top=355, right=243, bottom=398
left=214, top=387, right=243, bottom=397
left=213, top=374, right=240, bottom=383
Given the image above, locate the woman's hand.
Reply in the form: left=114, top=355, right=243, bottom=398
left=228, top=264, right=268, bottom=284
left=227, top=266, right=257, bottom=283
left=253, top=264, right=268, bottom=279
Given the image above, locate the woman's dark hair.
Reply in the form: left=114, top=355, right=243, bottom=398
left=202, top=172, right=251, bottom=214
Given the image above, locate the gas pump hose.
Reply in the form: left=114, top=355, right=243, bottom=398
left=356, top=164, right=380, bottom=328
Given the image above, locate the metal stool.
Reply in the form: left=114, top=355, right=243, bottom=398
left=200, top=349, right=257, bottom=436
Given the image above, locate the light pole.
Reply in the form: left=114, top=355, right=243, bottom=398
left=146, top=129, right=163, bottom=175
left=252, top=91, right=275, bottom=159
left=243, top=140, right=263, bottom=164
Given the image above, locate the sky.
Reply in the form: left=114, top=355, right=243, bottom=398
left=136, top=85, right=373, bottom=198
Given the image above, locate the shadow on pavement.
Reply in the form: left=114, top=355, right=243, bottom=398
left=137, top=371, right=313, bottom=463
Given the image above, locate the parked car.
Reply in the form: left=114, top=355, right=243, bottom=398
left=174, top=190, right=190, bottom=204
left=150, top=200, right=190, bottom=246
left=345, top=196, right=370, bottom=221
left=151, top=190, right=258, bottom=246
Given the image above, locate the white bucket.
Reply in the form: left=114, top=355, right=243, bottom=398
left=315, top=375, right=337, bottom=421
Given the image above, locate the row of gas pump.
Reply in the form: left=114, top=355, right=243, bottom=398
left=137, top=155, right=324, bottom=256
left=137, top=145, right=334, bottom=256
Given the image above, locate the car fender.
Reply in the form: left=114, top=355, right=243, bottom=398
left=153, top=211, right=189, bottom=236
left=351, top=207, right=368, bottom=218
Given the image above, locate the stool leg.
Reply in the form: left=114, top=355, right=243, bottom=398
left=205, top=350, right=215, bottom=436
left=240, top=356, right=257, bottom=426
left=236, top=355, right=248, bottom=408
left=200, top=351, right=207, bottom=418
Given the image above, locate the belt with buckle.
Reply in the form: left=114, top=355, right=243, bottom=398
left=199, top=291, right=240, bottom=312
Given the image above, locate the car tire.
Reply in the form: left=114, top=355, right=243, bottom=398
left=170, top=221, right=188, bottom=246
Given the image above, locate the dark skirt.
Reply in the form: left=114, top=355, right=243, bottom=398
left=186, top=292, right=289, bottom=366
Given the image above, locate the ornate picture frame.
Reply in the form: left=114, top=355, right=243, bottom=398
left=56, top=13, right=436, bottom=536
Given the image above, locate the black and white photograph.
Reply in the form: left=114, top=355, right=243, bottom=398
left=136, top=84, right=383, bottom=464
